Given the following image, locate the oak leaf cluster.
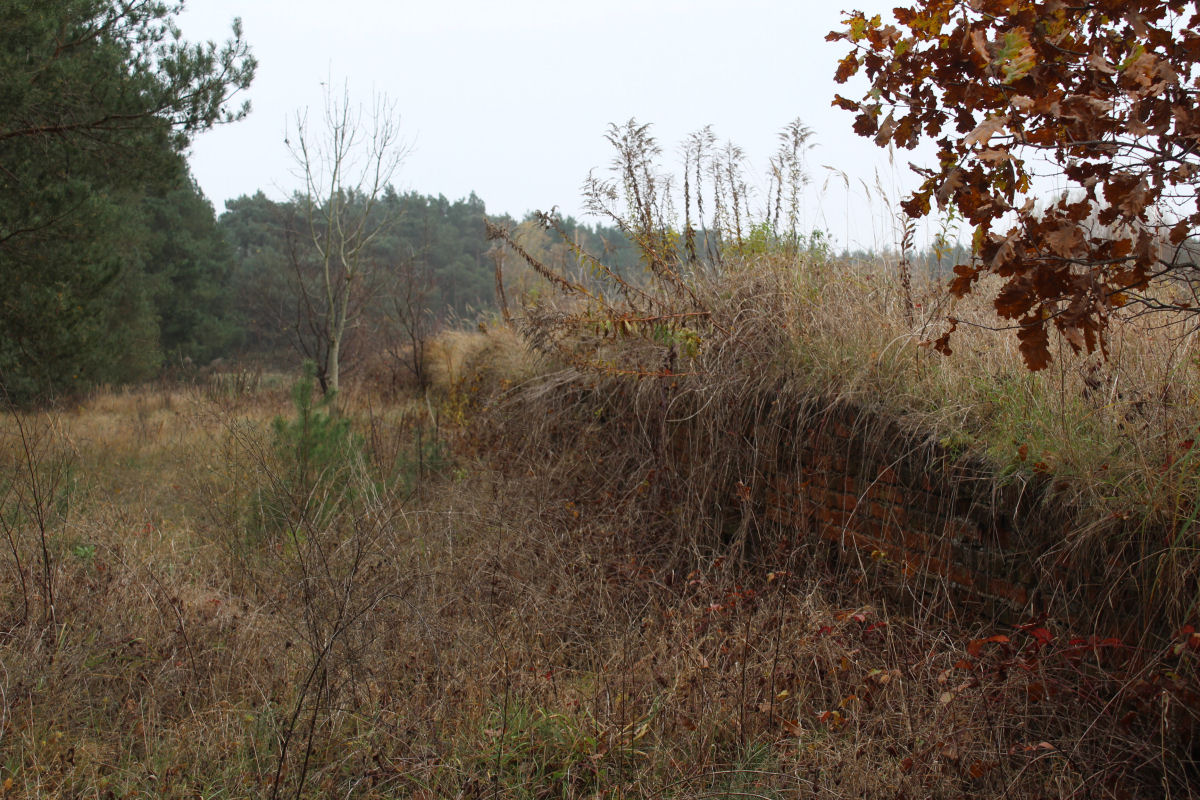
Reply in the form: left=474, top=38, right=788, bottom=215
left=830, top=1, right=1200, bottom=369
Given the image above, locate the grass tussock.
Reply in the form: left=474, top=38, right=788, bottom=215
left=474, top=188, right=1200, bottom=793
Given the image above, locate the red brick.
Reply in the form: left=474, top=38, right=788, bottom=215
left=866, top=483, right=905, bottom=505
left=911, top=490, right=945, bottom=513
left=767, top=476, right=789, bottom=493
left=945, top=519, right=982, bottom=543
left=813, top=452, right=848, bottom=472
left=917, top=552, right=967, bottom=584
left=766, top=505, right=789, bottom=525
left=902, top=530, right=931, bottom=553
left=876, top=466, right=899, bottom=485
left=928, top=537, right=954, bottom=562
left=987, top=578, right=1029, bottom=607
left=865, top=520, right=903, bottom=547
left=770, top=496, right=796, bottom=516
left=830, top=492, right=861, bottom=513
left=831, top=507, right=859, bottom=527
left=948, top=562, right=975, bottom=588
left=819, top=523, right=880, bottom=553
left=868, top=501, right=908, bottom=524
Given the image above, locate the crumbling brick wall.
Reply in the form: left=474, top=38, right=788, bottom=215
left=756, top=403, right=1096, bottom=623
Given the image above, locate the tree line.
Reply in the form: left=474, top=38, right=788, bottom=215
left=0, top=1, right=641, bottom=405
left=3, top=156, right=643, bottom=405
left=8, top=0, right=1194, bottom=403
left=218, top=188, right=642, bottom=391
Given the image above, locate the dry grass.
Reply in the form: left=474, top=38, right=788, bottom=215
left=0, top=245, right=1198, bottom=798
left=508, top=233, right=1200, bottom=613
left=715, top=253, right=1200, bottom=633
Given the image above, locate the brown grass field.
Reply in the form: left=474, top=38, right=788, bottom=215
left=1, top=252, right=1199, bottom=799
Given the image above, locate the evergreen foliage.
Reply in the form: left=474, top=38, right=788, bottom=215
left=0, top=0, right=255, bottom=404
left=271, top=362, right=361, bottom=498
left=139, top=176, right=242, bottom=365
left=218, top=192, right=298, bottom=362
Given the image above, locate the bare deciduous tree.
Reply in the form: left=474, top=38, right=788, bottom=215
left=288, top=84, right=406, bottom=395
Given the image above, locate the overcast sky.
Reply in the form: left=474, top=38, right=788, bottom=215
left=178, top=0, right=929, bottom=251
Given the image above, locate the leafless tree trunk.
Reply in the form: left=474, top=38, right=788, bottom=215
left=288, top=83, right=406, bottom=396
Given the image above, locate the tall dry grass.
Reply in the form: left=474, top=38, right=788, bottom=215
left=468, top=240, right=1200, bottom=795
left=0, top=301, right=1195, bottom=798
left=2, top=120, right=1199, bottom=798
left=464, top=117, right=1200, bottom=795
left=484, top=117, right=1200, bottom=647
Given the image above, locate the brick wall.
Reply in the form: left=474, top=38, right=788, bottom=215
left=753, top=402, right=1102, bottom=623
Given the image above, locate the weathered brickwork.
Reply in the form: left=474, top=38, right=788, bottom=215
left=757, top=403, right=1084, bottom=621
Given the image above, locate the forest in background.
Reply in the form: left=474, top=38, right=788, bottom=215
left=1, top=3, right=964, bottom=408
left=0, top=0, right=652, bottom=406
left=2, top=149, right=645, bottom=405
left=2, top=148, right=966, bottom=408
left=215, top=189, right=643, bottom=379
